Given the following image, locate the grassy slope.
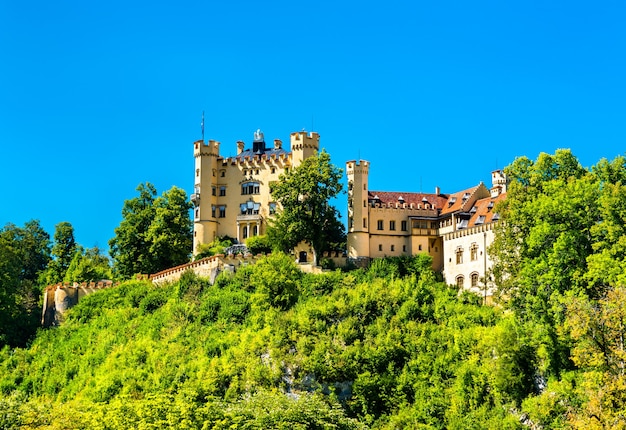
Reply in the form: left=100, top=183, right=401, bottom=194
left=0, top=254, right=529, bottom=429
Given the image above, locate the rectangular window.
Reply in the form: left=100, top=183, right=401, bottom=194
left=363, top=200, right=366, bottom=207
left=269, top=202, right=277, bottom=215
left=470, top=244, right=478, bottom=261
left=211, top=205, right=216, bottom=218
left=456, top=249, right=463, bottom=264
left=363, top=218, right=367, bottom=228
left=219, top=186, right=226, bottom=196
left=401, top=221, right=407, bottom=231
left=194, top=208, right=199, bottom=219
left=219, top=206, right=226, bottom=218
left=377, top=220, right=384, bottom=230
left=378, top=244, right=382, bottom=251
left=212, top=186, right=216, bottom=196
left=391, top=245, right=395, bottom=252
left=242, top=182, right=260, bottom=195
left=418, top=244, right=422, bottom=251
left=402, top=245, right=406, bottom=252
left=390, top=221, right=396, bottom=231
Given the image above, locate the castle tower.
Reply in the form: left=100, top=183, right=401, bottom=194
left=346, top=160, right=370, bottom=261
left=290, top=131, right=319, bottom=166
left=490, top=169, right=507, bottom=197
left=192, top=139, right=220, bottom=253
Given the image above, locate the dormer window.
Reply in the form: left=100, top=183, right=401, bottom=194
left=487, top=201, right=494, bottom=211
left=448, top=197, right=457, bottom=207
left=462, top=192, right=470, bottom=200
left=469, top=206, right=477, bottom=214
left=492, top=213, right=500, bottom=221
left=475, top=215, right=486, bottom=225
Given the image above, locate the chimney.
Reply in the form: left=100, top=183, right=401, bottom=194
left=274, top=139, right=282, bottom=149
left=237, top=141, right=244, bottom=155
left=435, top=186, right=440, bottom=195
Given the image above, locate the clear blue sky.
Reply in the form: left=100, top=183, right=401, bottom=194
left=1, top=1, right=625, bottom=251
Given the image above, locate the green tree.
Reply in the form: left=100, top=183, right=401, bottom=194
left=109, top=183, right=192, bottom=278
left=64, top=246, right=112, bottom=283
left=490, top=150, right=597, bottom=374
left=267, top=150, right=346, bottom=266
left=0, top=220, right=51, bottom=346
left=109, top=182, right=157, bottom=278
left=42, top=221, right=77, bottom=284
left=147, top=186, right=193, bottom=270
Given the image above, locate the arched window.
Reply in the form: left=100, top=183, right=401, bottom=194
left=252, top=225, right=258, bottom=236
left=456, top=276, right=464, bottom=288
left=471, top=272, right=479, bottom=288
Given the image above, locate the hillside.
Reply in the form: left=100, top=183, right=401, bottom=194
left=0, top=254, right=529, bottom=429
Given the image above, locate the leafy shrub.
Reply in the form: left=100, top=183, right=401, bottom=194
left=320, top=257, right=336, bottom=270
left=194, top=236, right=234, bottom=260
left=139, top=289, right=169, bottom=314
left=247, top=253, right=302, bottom=310
left=245, top=234, right=272, bottom=255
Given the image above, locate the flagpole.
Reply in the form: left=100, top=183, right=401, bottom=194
left=201, top=111, right=205, bottom=142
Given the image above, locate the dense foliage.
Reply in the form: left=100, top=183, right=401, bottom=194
left=0, top=254, right=531, bottom=428
left=0, top=220, right=51, bottom=347
left=490, top=151, right=626, bottom=428
left=40, top=221, right=77, bottom=285
left=109, top=183, right=193, bottom=277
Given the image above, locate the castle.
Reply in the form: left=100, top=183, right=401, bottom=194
left=192, top=129, right=318, bottom=254
left=346, top=160, right=506, bottom=297
left=192, top=129, right=506, bottom=298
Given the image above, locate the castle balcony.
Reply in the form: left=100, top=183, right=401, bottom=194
left=191, top=193, right=200, bottom=204
left=237, top=214, right=262, bottom=222
left=411, top=227, right=439, bottom=237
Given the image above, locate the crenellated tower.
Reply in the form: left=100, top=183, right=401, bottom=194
left=291, top=131, right=319, bottom=166
left=346, top=159, right=370, bottom=261
left=192, top=139, right=220, bottom=253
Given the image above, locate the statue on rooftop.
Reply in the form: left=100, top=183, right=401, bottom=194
left=253, top=129, right=264, bottom=142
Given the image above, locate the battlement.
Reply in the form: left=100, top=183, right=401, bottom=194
left=149, top=253, right=265, bottom=285
left=42, top=280, right=118, bottom=327
left=346, top=159, right=370, bottom=175
left=290, top=131, right=320, bottom=150
left=194, top=139, right=221, bottom=157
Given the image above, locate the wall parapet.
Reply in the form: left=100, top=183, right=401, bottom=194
left=42, top=280, right=117, bottom=327
left=149, top=253, right=264, bottom=285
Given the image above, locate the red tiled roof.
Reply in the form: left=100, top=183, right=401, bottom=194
left=368, top=191, right=449, bottom=210
left=440, top=185, right=483, bottom=215
left=468, top=193, right=506, bottom=227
